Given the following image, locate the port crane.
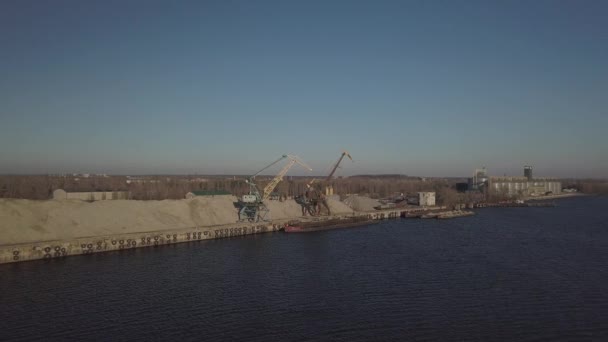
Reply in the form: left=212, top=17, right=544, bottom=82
left=306, top=150, right=353, bottom=190
left=296, top=151, right=352, bottom=217
left=239, top=154, right=312, bottom=222
left=326, top=150, right=353, bottom=181
left=320, top=150, right=353, bottom=195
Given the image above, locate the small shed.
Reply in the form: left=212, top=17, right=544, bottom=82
left=418, top=192, right=436, bottom=206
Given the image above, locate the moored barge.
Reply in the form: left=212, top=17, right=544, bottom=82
left=284, top=216, right=374, bottom=233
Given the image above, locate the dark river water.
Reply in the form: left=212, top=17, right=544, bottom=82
left=2, top=196, right=608, bottom=341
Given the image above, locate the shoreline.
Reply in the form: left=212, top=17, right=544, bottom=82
left=522, top=192, right=587, bottom=201
left=0, top=193, right=592, bottom=264
left=0, top=208, right=405, bottom=264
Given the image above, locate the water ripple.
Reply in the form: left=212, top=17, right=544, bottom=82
left=1, top=196, right=608, bottom=341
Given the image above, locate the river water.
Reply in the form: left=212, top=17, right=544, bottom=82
left=1, top=196, right=607, bottom=341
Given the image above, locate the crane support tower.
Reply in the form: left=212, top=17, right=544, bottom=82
left=238, top=154, right=312, bottom=222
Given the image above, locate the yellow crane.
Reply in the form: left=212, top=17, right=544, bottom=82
left=263, top=155, right=312, bottom=201
left=239, top=154, right=312, bottom=222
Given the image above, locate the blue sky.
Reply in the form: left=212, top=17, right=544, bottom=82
left=1, top=0, right=606, bottom=178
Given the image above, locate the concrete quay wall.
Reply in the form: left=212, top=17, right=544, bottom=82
left=0, top=222, right=284, bottom=264
left=0, top=209, right=404, bottom=265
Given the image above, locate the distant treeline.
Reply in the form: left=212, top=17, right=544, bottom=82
left=349, top=174, right=416, bottom=179
left=2, top=175, right=604, bottom=204
left=0, top=175, right=448, bottom=201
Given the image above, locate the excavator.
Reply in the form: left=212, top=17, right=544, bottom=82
left=238, top=154, right=312, bottom=222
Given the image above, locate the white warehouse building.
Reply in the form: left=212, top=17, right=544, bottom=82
left=489, top=177, right=561, bottom=197
left=418, top=192, right=436, bottom=206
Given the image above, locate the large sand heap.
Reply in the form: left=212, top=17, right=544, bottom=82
left=266, top=197, right=353, bottom=219
left=0, top=196, right=354, bottom=245
left=343, top=195, right=382, bottom=212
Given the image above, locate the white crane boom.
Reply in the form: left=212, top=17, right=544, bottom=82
left=262, top=154, right=312, bottom=201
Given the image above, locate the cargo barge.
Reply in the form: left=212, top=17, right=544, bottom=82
left=473, top=202, right=555, bottom=208
left=411, top=209, right=475, bottom=219
left=284, top=216, right=374, bottom=233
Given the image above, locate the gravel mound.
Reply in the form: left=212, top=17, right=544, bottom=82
left=342, top=195, right=381, bottom=211
left=0, top=196, right=357, bottom=245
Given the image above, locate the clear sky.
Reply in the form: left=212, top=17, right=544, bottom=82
left=1, top=0, right=606, bottom=178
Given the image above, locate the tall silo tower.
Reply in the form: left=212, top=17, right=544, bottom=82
left=524, top=165, right=533, bottom=180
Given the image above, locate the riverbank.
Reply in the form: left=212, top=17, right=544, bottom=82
left=0, top=193, right=578, bottom=264
left=1, top=196, right=409, bottom=264
left=0, top=196, right=354, bottom=245
left=522, top=192, right=586, bottom=201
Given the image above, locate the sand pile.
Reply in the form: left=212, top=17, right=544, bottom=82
left=343, top=195, right=381, bottom=211
left=265, top=197, right=354, bottom=219
left=327, top=198, right=355, bottom=214
left=0, top=196, right=242, bottom=245
left=0, top=196, right=356, bottom=245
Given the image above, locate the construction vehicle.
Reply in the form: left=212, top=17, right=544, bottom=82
left=238, top=154, right=312, bottom=222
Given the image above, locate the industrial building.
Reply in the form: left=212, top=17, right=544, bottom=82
left=468, top=167, right=489, bottom=191
left=489, top=177, right=561, bottom=197
left=489, top=166, right=561, bottom=197
left=406, top=192, right=436, bottom=206
left=464, top=166, right=561, bottom=197
left=524, top=165, right=533, bottom=180
left=418, top=192, right=436, bottom=206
